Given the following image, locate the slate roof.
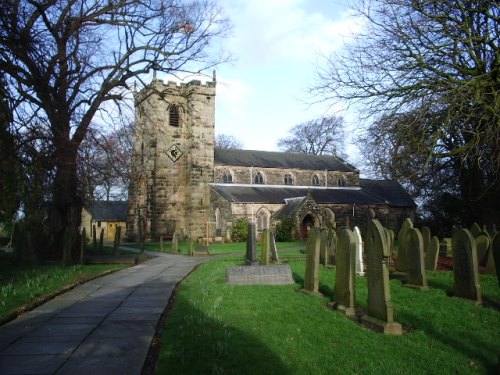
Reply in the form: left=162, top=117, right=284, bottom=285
left=210, top=179, right=416, bottom=208
left=360, top=179, right=416, bottom=208
left=210, top=184, right=388, bottom=205
left=214, top=148, right=358, bottom=172
left=85, top=201, right=128, bottom=221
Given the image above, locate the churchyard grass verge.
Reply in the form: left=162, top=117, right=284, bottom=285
left=156, top=257, right=499, bottom=374
left=0, top=253, right=128, bottom=325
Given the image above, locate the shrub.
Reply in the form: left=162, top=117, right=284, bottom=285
left=231, top=218, right=249, bottom=242
left=275, top=217, right=294, bottom=242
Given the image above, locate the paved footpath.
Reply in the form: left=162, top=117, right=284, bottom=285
left=0, top=252, right=209, bottom=375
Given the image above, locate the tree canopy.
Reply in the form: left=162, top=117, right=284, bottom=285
left=0, top=0, right=230, bottom=260
left=277, top=116, right=345, bottom=156
left=315, top=0, right=499, bottom=230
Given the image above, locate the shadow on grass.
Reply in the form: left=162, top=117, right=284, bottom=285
left=397, top=309, right=499, bottom=374
left=157, top=294, right=291, bottom=375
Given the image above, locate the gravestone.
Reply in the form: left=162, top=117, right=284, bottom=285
left=470, top=223, right=482, bottom=238
left=270, top=232, right=279, bottom=262
left=171, top=233, right=179, bottom=253
left=475, top=233, right=490, bottom=266
left=424, top=236, right=440, bottom=271
left=99, top=228, right=104, bottom=253
left=440, top=238, right=452, bottom=257
left=187, top=237, right=194, bottom=256
left=302, top=227, right=321, bottom=295
left=404, top=228, right=429, bottom=290
left=92, top=225, right=97, bottom=252
left=332, top=229, right=357, bottom=316
left=353, top=226, right=365, bottom=276
left=245, top=222, right=258, bottom=266
left=320, top=228, right=329, bottom=266
left=327, top=228, right=337, bottom=265
left=395, top=218, right=413, bottom=275
left=361, top=220, right=402, bottom=335
left=80, top=227, right=86, bottom=264
left=421, top=226, right=431, bottom=254
left=112, top=226, right=122, bottom=255
left=260, top=229, right=270, bottom=266
left=452, top=229, right=482, bottom=305
left=386, top=229, right=395, bottom=256
left=491, top=233, right=500, bottom=286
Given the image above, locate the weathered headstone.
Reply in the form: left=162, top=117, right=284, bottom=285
left=353, top=226, right=365, bottom=276
left=332, top=229, right=357, bottom=316
left=245, top=222, right=258, bottom=266
left=470, top=223, right=482, bottom=238
left=187, top=237, right=194, bottom=256
left=302, top=227, right=321, bottom=295
left=475, top=233, right=490, bottom=267
left=440, top=238, right=452, bottom=257
left=421, top=226, right=431, bottom=254
left=171, top=233, right=179, bottom=253
left=424, top=236, right=440, bottom=271
left=361, top=220, right=402, bottom=335
left=99, top=228, right=104, bottom=253
left=386, top=229, right=395, bottom=256
left=80, top=227, right=87, bottom=264
left=260, top=229, right=270, bottom=266
left=395, top=218, right=413, bottom=275
left=404, top=228, right=429, bottom=290
left=112, top=226, right=121, bottom=255
left=491, top=232, right=500, bottom=286
left=270, top=232, right=279, bottom=262
left=319, top=228, right=329, bottom=266
left=452, top=229, right=482, bottom=305
left=327, top=228, right=337, bottom=265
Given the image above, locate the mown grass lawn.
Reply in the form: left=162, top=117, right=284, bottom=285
left=0, top=253, right=129, bottom=325
left=156, top=257, right=500, bottom=375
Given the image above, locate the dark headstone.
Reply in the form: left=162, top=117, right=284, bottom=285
left=452, top=229, right=482, bottom=305
left=332, top=229, right=356, bottom=316
left=246, top=222, right=258, bottom=266
left=404, top=228, right=429, bottom=290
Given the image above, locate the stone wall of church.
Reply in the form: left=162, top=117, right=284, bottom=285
left=214, top=165, right=359, bottom=187
left=127, top=78, right=216, bottom=241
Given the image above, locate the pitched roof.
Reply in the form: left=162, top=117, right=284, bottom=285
left=360, top=179, right=416, bottom=208
left=85, top=201, right=128, bottom=221
left=214, top=148, right=358, bottom=172
left=210, top=184, right=386, bottom=205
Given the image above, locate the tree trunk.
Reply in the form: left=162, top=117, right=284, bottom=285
left=48, top=139, right=82, bottom=263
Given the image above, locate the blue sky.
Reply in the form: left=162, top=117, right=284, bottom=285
left=159, top=0, right=363, bottom=163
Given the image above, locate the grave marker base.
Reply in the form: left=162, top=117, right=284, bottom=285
left=298, top=288, right=323, bottom=297
left=361, top=315, right=403, bottom=335
left=403, top=283, right=430, bottom=291
left=328, top=302, right=356, bottom=317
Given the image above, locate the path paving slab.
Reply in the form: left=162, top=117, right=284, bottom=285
left=0, top=252, right=209, bottom=375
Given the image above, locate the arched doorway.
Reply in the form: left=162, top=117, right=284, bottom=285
left=300, top=213, right=319, bottom=239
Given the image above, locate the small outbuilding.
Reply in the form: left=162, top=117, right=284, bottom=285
left=81, top=201, right=128, bottom=241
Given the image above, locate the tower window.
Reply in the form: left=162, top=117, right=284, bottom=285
left=312, top=174, right=320, bottom=186
left=222, top=170, right=233, bottom=183
left=284, top=173, right=293, bottom=185
left=169, top=105, right=180, bottom=127
left=254, top=172, right=264, bottom=184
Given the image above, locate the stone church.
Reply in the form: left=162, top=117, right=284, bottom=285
left=126, top=76, right=415, bottom=242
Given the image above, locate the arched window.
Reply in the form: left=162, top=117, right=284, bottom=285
left=257, top=209, right=270, bottom=231
left=337, top=176, right=347, bottom=187
left=169, top=104, right=180, bottom=127
left=254, top=172, right=264, bottom=184
left=222, top=170, right=233, bottom=183
left=312, top=174, right=320, bottom=186
left=284, top=173, right=293, bottom=185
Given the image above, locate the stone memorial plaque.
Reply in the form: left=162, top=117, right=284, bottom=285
left=226, top=265, right=294, bottom=285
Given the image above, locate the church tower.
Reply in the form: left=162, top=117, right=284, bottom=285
left=127, top=74, right=216, bottom=241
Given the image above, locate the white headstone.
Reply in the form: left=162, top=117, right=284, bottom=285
left=354, top=226, right=365, bottom=276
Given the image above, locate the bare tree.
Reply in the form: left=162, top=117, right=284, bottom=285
left=314, top=0, right=499, bottom=226
left=0, top=0, right=230, bottom=261
left=277, top=116, right=345, bottom=156
left=215, top=134, right=244, bottom=149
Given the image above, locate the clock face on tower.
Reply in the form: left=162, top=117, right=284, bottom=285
left=166, top=144, right=183, bottom=162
